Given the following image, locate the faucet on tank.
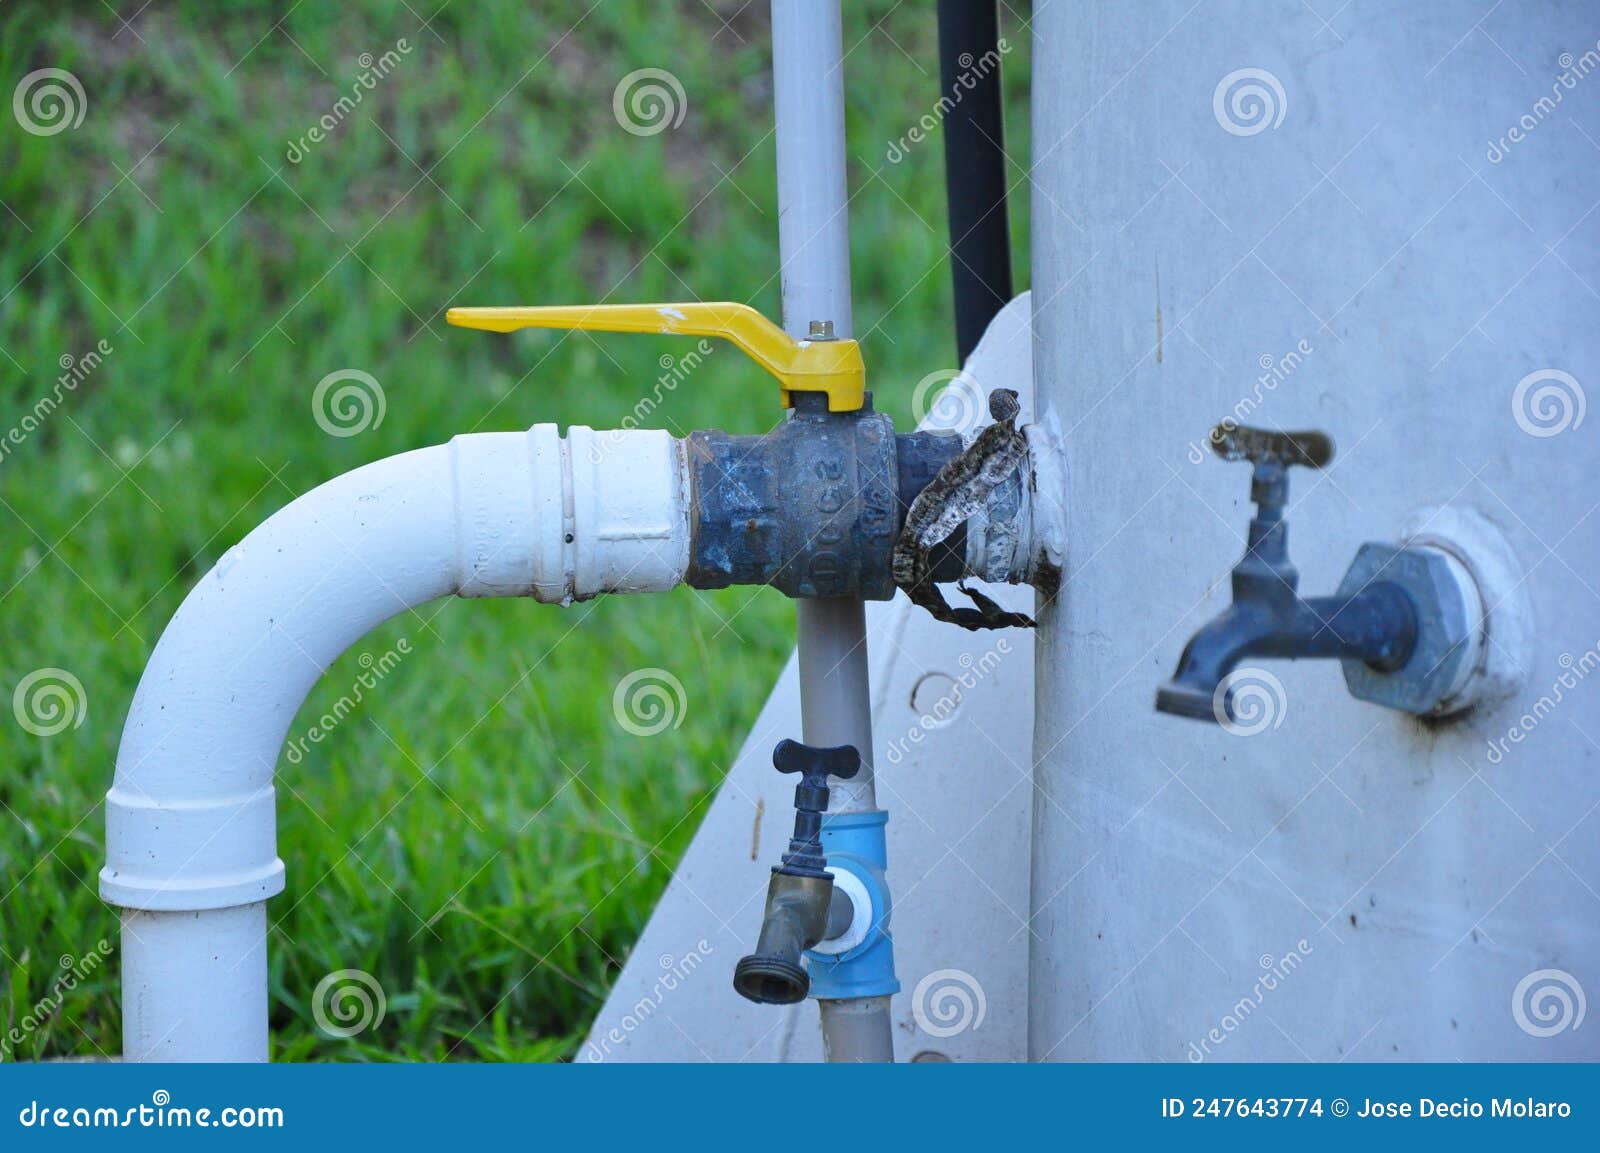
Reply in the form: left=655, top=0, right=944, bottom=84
left=1156, top=423, right=1487, bottom=726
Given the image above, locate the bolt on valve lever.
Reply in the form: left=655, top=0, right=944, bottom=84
left=733, top=739, right=859, bottom=1005
left=1155, top=423, right=1420, bottom=724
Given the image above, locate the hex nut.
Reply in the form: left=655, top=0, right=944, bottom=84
left=1337, top=542, right=1482, bottom=716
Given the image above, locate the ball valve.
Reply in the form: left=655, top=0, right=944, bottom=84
left=448, top=301, right=1046, bottom=612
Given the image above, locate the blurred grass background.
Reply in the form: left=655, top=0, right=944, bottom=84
left=0, top=0, right=1030, bottom=1060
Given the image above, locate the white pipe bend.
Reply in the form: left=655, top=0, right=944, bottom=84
left=101, top=424, right=687, bottom=1059
left=103, top=423, right=687, bottom=911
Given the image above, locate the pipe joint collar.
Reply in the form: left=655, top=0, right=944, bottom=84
left=102, top=785, right=285, bottom=911
left=453, top=424, right=689, bottom=604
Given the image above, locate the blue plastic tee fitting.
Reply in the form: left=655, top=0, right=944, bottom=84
left=805, top=809, right=900, bottom=1000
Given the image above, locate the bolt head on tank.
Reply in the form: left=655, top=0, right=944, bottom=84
left=1337, top=543, right=1482, bottom=717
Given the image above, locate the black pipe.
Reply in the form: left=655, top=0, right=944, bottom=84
left=937, top=0, right=1014, bottom=363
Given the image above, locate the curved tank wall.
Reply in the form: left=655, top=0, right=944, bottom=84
left=1031, top=1, right=1598, bottom=1059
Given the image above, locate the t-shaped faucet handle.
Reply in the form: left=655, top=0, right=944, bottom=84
left=1210, top=423, right=1335, bottom=471
left=1156, top=419, right=1420, bottom=724
left=771, top=739, right=859, bottom=878
left=1210, top=423, right=1335, bottom=518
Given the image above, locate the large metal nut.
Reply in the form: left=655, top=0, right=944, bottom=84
left=1337, top=542, right=1483, bottom=716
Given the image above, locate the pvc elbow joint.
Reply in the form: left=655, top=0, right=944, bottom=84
left=102, top=425, right=690, bottom=914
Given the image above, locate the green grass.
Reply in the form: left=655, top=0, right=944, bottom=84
left=0, top=0, right=1030, bottom=1061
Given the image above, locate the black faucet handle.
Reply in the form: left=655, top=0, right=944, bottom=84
left=1210, top=424, right=1334, bottom=471
left=772, top=739, right=860, bottom=789
left=770, top=739, right=859, bottom=878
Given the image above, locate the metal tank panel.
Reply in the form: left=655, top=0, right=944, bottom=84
left=1030, top=0, right=1597, bottom=1061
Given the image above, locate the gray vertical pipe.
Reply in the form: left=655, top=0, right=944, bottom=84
left=770, top=0, right=894, bottom=1063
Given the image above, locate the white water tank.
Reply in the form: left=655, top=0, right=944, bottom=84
left=1030, top=0, right=1597, bottom=1060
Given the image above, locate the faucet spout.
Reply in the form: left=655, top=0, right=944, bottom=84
left=733, top=872, right=836, bottom=1004
left=1155, top=604, right=1276, bottom=721
left=1157, top=589, right=1417, bottom=723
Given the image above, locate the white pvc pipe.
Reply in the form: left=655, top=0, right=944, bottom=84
left=121, top=905, right=268, bottom=1062
left=103, top=425, right=688, bottom=1061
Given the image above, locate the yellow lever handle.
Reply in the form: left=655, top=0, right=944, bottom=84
left=446, top=302, right=865, bottom=412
